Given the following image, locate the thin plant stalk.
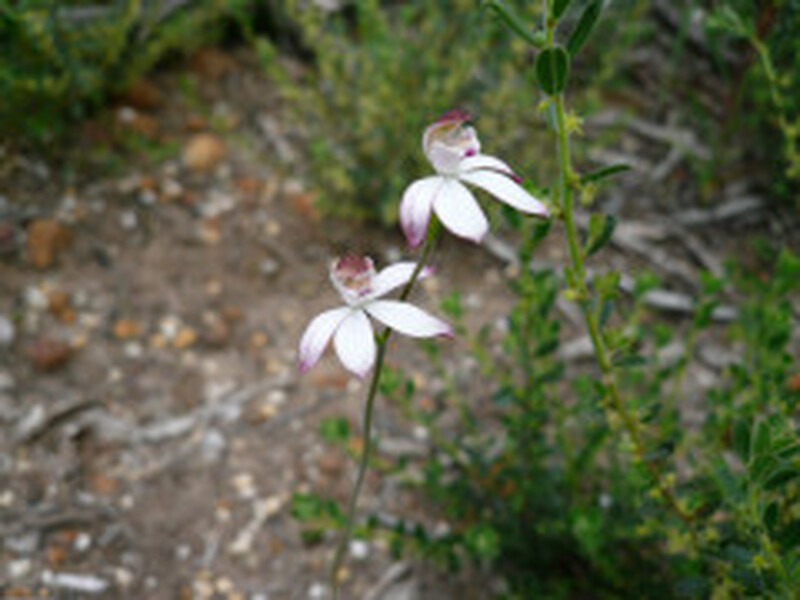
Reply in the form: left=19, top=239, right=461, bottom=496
left=330, top=232, right=438, bottom=598
left=542, top=5, right=698, bottom=542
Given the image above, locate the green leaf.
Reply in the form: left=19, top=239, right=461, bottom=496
left=733, top=419, right=751, bottom=461
left=763, top=462, right=799, bottom=490
left=319, top=417, right=350, bottom=443
left=612, top=354, right=648, bottom=369
left=763, top=501, right=779, bottom=533
left=553, top=0, right=573, bottom=19
left=776, top=248, right=800, bottom=294
left=536, top=46, right=570, bottom=95
left=712, top=457, right=744, bottom=502
left=291, top=492, right=325, bottom=521
left=585, top=213, right=616, bottom=256
left=566, top=0, right=603, bottom=56
left=580, top=164, right=631, bottom=185
left=465, top=524, right=501, bottom=560
left=486, top=0, right=543, bottom=48
left=751, top=454, right=778, bottom=483
left=751, top=420, right=771, bottom=459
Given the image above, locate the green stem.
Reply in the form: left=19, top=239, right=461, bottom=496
left=330, top=233, right=437, bottom=597
left=552, top=89, right=698, bottom=541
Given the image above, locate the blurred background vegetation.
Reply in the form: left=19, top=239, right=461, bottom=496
left=2, top=0, right=798, bottom=219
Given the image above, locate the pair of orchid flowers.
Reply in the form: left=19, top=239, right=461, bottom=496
left=298, top=110, right=550, bottom=378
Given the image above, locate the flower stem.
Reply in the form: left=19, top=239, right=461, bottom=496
left=330, top=233, right=438, bottom=597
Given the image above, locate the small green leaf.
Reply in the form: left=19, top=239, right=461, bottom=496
left=486, top=0, right=543, bottom=47
left=553, top=0, right=573, bottom=19
left=585, top=213, right=616, bottom=256
left=465, top=524, right=501, bottom=560
left=751, top=420, right=771, bottom=459
left=566, top=0, right=603, bottom=56
left=764, top=465, right=799, bottom=490
left=580, top=164, right=631, bottom=185
left=763, top=502, right=779, bottom=533
left=319, top=417, right=350, bottom=443
left=536, top=46, right=570, bottom=95
left=291, top=492, right=325, bottom=521
left=733, top=419, right=751, bottom=461
left=612, top=354, right=647, bottom=368
left=751, top=454, right=778, bottom=483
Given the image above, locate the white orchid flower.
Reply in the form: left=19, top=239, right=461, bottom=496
left=400, top=110, right=550, bottom=247
left=298, top=255, right=452, bottom=378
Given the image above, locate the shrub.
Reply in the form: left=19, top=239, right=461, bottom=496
left=378, top=240, right=800, bottom=598
left=258, top=0, right=554, bottom=224
left=0, top=0, right=250, bottom=141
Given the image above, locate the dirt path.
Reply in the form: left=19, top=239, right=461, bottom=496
left=0, top=47, right=517, bottom=599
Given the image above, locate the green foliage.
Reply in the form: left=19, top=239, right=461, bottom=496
left=566, top=0, right=603, bottom=57
left=703, top=0, right=800, bottom=193
left=376, top=242, right=800, bottom=597
left=259, top=0, right=553, bottom=224
left=0, top=0, right=249, bottom=141
left=536, top=46, right=570, bottom=95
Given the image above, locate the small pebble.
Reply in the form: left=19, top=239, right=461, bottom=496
left=175, top=544, right=192, bottom=561
left=74, top=532, right=92, bottom=552
left=160, top=316, right=181, bottom=340
left=349, top=539, right=369, bottom=561
left=0, top=371, right=14, bottom=392
left=114, top=567, right=134, bottom=588
left=231, top=472, right=257, bottom=500
left=215, top=576, right=234, bottom=594
left=193, top=578, right=215, bottom=599
left=124, top=342, right=144, bottom=359
left=120, top=211, right=138, bottom=230
left=8, top=558, right=31, bottom=579
left=0, top=315, right=14, bottom=347
left=259, top=258, right=280, bottom=277
left=25, top=287, right=48, bottom=310
left=138, top=189, right=158, bottom=207
left=308, top=583, right=328, bottom=599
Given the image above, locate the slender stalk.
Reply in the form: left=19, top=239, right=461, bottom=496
left=541, top=0, right=696, bottom=537
left=330, top=233, right=437, bottom=598
left=551, top=91, right=697, bottom=540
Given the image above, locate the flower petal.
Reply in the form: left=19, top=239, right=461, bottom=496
left=365, top=300, right=452, bottom=338
left=427, top=141, right=463, bottom=174
left=400, top=176, right=443, bottom=248
left=298, top=307, right=351, bottom=373
left=333, top=309, right=376, bottom=378
left=459, top=153, right=516, bottom=177
left=368, top=262, right=434, bottom=299
left=432, top=180, right=489, bottom=243
left=460, top=170, right=549, bottom=217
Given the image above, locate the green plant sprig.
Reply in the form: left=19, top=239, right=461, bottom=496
left=540, top=0, right=699, bottom=544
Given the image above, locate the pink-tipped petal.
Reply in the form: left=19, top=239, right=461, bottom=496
left=459, top=153, right=516, bottom=177
left=369, top=262, right=434, bottom=299
left=400, top=177, right=443, bottom=248
left=333, top=309, right=376, bottom=378
left=365, top=300, right=452, bottom=338
left=432, top=180, right=489, bottom=243
left=298, top=307, right=351, bottom=373
left=460, top=170, right=549, bottom=217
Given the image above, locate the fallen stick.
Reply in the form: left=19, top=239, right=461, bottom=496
left=482, top=234, right=738, bottom=322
